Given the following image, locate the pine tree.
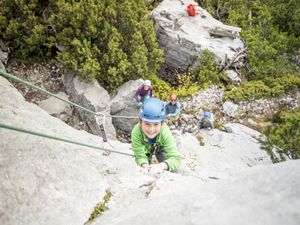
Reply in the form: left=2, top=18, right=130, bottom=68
left=0, top=0, right=163, bottom=91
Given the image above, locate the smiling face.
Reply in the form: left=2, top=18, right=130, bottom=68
left=140, top=120, right=162, bottom=139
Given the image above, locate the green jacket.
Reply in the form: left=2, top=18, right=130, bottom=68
left=131, top=123, right=181, bottom=171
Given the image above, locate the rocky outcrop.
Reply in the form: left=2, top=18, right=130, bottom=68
left=177, top=123, right=273, bottom=179
left=222, top=101, right=238, bottom=118
left=151, top=0, right=245, bottom=72
left=94, top=160, right=300, bottom=225
left=38, top=92, right=71, bottom=116
left=0, top=49, right=8, bottom=71
left=180, top=85, right=299, bottom=126
left=63, top=72, right=116, bottom=140
left=0, top=75, right=136, bottom=225
left=110, top=79, right=142, bottom=133
left=225, top=69, right=241, bottom=84
left=1, top=74, right=299, bottom=225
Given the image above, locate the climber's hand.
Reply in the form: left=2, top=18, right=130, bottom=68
left=140, top=163, right=149, bottom=173
left=148, top=163, right=168, bottom=173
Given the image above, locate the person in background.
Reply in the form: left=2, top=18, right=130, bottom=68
left=131, top=98, right=181, bottom=173
left=165, top=94, right=181, bottom=124
left=198, top=111, right=214, bottom=130
left=134, top=80, right=153, bottom=107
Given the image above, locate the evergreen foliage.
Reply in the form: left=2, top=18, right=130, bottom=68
left=0, top=0, right=163, bottom=91
left=192, top=49, right=227, bottom=87
left=0, top=0, right=299, bottom=99
left=224, top=74, right=300, bottom=102
left=261, top=110, right=300, bottom=161
left=197, top=0, right=300, bottom=101
left=152, top=50, right=224, bottom=100
left=152, top=74, right=199, bottom=101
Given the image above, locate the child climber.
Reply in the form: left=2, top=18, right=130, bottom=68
left=134, top=80, right=153, bottom=107
left=131, top=98, right=181, bottom=173
left=198, top=111, right=214, bottom=130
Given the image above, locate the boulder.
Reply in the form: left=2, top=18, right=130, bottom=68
left=0, top=49, right=8, bottom=72
left=0, top=49, right=8, bottom=65
left=94, top=160, right=300, bottom=225
left=0, top=61, right=5, bottom=72
left=110, top=79, right=142, bottom=133
left=225, top=69, right=241, bottom=84
left=63, top=72, right=116, bottom=140
left=222, top=101, right=238, bottom=118
left=151, top=0, right=245, bottom=70
left=38, top=92, right=71, bottom=116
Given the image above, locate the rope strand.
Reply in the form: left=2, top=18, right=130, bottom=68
left=0, top=122, right=134, bottom=157
left=0, top=70, right=138, bottom=119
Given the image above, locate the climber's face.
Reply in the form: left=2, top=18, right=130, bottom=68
left=143, top=85, right=150, bottom=91
left=170, top=98, right=177, bottom=105
left=140, top=121, right=162, bottom=139
left=170, top=94, right=177, bottom=105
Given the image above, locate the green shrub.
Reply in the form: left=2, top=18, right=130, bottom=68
left=152, top=77, right=173, bottom=101
left=224, top=80, right=271, bottom=102
left=192, top=49, right=227, bottom=87
left=153, top=49, right=226, bottom=101
left=86, top=190, right=112, bottom=223
left=0, top=0, right=53, bottom=58
left=196, top=0, right=299, bottom=86
left=152, top=73, right=200, bottom=101
left=265, top=74, right=300, bottom=92
left=224, top=74, right=300, bottom=102
left=0, top=0, right=164, bottom=92
left=261, top=110, right=300, bottom=161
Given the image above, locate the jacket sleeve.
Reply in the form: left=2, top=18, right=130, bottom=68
left=131, top=124, right=149, bottom=166
left=174, top=102, right=181, bottom=115
left=168, top=103, right=181, bottom=117
left=134, top=86, right=142, bottom=101
left=165, top=103, right=169, bottom=115
left=160, top=125, right=181, bottom=171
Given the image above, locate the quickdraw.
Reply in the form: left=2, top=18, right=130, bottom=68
left=96, top=115, right=113, bottom=155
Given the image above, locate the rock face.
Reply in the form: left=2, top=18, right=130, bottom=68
left=222, top=101, right=238, bottom=118
left=0, top=49, right=8, bottom=64
left=0, top=75, right=136, bottom=225
left=0, top=49, right=8, bottom=71
left=225, top=69, right=241, bottom=83
left=178, top=123, right=273, bottom=179
left=1, top=75, right=300, bottom=225
left=151, top=0, right=245, bottom=69
left=38, top=92, right=71, bottom=116
left=63, top=72, right=116, bottom=140
left=110, top=79, right=142, bottom=133
left=94, top=160, right=300, bottom=225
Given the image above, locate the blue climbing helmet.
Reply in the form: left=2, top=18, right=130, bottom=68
left=139, top=98, right=166, bottom=122
left=204, top=111, right=212, bottom=118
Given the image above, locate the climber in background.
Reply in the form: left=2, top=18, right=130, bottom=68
left=196, top=111, right=214, bottom=130
left=165, top=94, right=181, bottom=124
left=131, top=98, right=181, bottom=173
left=134, top=80, right=153, bottom=108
